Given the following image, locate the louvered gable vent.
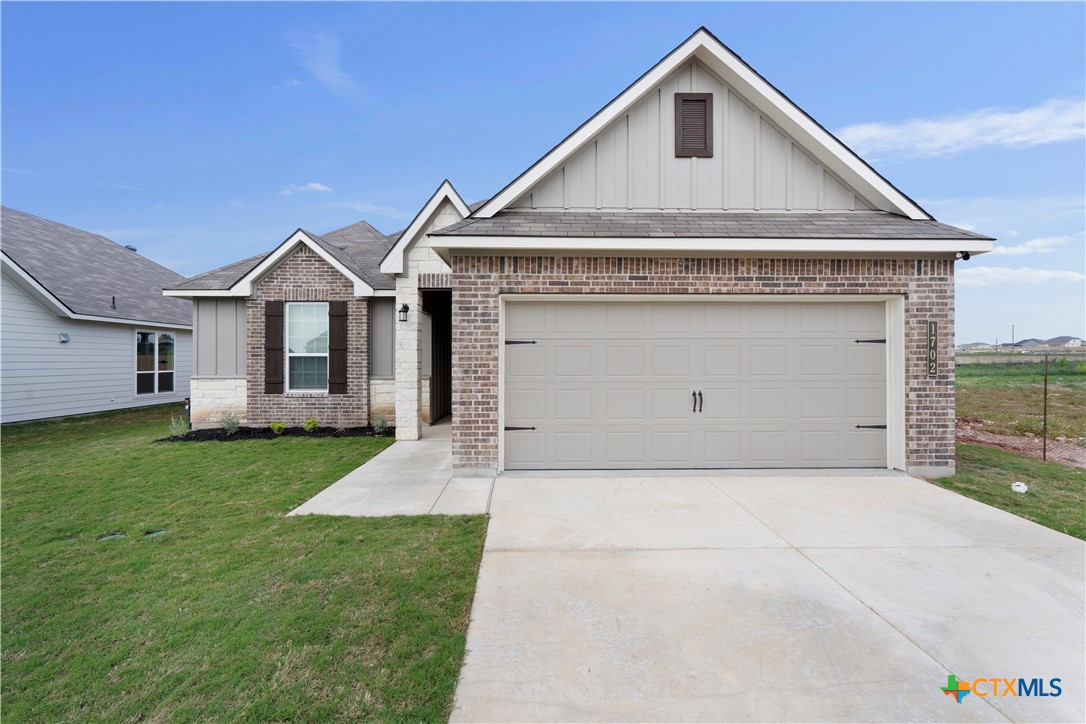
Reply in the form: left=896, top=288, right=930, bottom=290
left=675, top=92, right=713, bottom=157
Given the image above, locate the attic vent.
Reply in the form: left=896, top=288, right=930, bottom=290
left=675, top=93, right=713, bottom=158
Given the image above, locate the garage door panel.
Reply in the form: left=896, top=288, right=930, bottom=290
left=504, top=301, right=886, bottom=470
left=507, top=345, right=545, bottom=377
left=846, top=345, right=884, bottom=376
left=749, top=345, right=788, bottom=375
left=653, top=346, right=690, bottom=376
left=704, top=345, right=743, bottom=375
left=606, top=345, right=644, bottom=376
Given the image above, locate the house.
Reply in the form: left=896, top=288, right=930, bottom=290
left=1046, top=336, right=1083, bottom=349
left=165, top=28, right=993, bottom=478
left=1, top=207, right=192, bottom=423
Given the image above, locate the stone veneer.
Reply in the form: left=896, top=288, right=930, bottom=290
left=246, top=245, right=370, bottom=427
left=189, top=376, right=247, bottom=429
left=451, top=256, right=955, bottom=477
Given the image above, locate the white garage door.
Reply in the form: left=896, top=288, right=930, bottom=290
left=503, top=300, right=886, bottom=470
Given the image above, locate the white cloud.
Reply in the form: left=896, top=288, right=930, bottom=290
left=957, top=266, right=1086, bottom=288
left=287, top=31, right=365, bottom=100
left=990, top=235, right=1070, bottom=255
left=1006, top=230, right=1020, bottom=238
left=838, top=98, right=1086, bottom=159
left=277, top=182, right=334, bottom=196
left=330, top=201, right=410, bottom=220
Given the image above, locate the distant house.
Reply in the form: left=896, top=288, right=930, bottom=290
left=956, top=342, right=993, bottom=352
left=1045, top=336, right=1083, bottom=349
left=1, top=207, right=192, bottom=423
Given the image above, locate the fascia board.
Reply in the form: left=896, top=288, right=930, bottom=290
left=380, top=181, right=470, bottom=275
left=230, top=231, right=375, bottom=297
left=3, top=253, right=193, bottom=328
left=1, top=252, right=74, bottom=318
left=688, top=44, right=929, bottom=220
left=475, top=29, right=929, bottom=221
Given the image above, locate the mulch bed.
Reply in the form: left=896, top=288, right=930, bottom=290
left=956, top=417, right=1085, bottom=469
left=158, top=426, right=395, bottom=443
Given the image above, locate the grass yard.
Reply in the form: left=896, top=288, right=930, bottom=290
left=932, top=444, right=1086, bottom=540
left=956, top=360, right=1086, bottom=442
left=1, top=405, right=488, bottom=722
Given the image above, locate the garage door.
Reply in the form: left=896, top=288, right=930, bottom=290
left=503, top=301, right=886, bottom=470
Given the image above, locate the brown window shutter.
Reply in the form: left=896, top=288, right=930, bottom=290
left=675, top=93, right=713, bottom=157
left=264, top=300, right=284, bottom=394
left=328, top=301, right=348, bottom=395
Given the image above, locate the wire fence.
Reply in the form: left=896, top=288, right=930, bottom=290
left=955, top=353, right=1086, bottom=464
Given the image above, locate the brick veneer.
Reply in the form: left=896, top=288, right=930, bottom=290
left=246, top=245, right=370, bottom=427
left=451, top=255, right=955, bottom=474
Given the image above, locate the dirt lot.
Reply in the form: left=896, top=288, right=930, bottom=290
left=956, top=417, right=1086, bottom=468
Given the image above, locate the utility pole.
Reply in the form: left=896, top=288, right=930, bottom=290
left=1011, top=325, right=1015, bottom=348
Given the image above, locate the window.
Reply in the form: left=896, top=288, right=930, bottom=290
left=136, top=331, right=175, bottom=394
left=675, top=92, right=713, bottom=157
left=287, top=302, right=329, bottom=391
left=370, top=298, right=395, bottom=378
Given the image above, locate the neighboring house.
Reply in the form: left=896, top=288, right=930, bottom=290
left=1, top=207, right=192, bottom=423
left=1046, top=336, right=1083, bottom=349
left=166, top=28, right=993, bottom=478
left=956, top=343, right=993, bottom=352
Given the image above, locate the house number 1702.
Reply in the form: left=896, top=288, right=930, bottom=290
left=927, top=321, right=938, bottom=377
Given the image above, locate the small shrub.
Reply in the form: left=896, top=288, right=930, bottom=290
left=302, top=418, right=319, bottom=433
left=169, top=415, right=189, bottom=438
left=220, top=412, right=241, bottom=435
left=269, top=422, right=286, bottom=435
left=372, top=414, right=389, bottom=435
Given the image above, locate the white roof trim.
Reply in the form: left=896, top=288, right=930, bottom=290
left=474, top=28, right=930, bottom=221
left=2, top=252, right=192, bottom=329
left=192, top=229, right=376, bottom=297
left=430, top=235, right=992, bottom=258
left=380, top=180, right=469, bottom=275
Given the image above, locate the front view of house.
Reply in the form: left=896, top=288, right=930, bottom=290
left=166, top=28, right=992, bottom=478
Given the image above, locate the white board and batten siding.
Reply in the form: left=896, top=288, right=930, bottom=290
left=512, top=59, right=873, bottom=213
left=1, top=271, right=192, bottom=423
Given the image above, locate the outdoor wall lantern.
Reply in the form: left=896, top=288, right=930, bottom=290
left=398, top=303, right=410, bottom=323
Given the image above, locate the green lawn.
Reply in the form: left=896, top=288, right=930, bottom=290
left=956, top=360, right=1086, bottom=441
left=933, top=444, right=1086, bottom=540
left=1, top=405, right=488, bottom=722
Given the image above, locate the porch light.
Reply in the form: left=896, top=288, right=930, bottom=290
left=398, top=303, right=409, bottom=323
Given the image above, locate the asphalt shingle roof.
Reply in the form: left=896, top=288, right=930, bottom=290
left=1, top=207, right=192, bottom=325
left=171, top=222, right=399, bottom=292
left=432, top=210, right=993, bottom=241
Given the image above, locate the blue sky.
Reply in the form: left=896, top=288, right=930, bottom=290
left=3, top=1, right=1083, bottom=343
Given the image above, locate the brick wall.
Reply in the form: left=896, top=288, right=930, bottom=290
left=451, top=256, right=955, bottom=475
left=246, top=244, right=370, bottom=427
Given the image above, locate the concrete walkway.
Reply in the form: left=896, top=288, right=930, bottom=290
left=452, top=474, right=1085, bottom=723
left=288, top=421, right=493, bottom=517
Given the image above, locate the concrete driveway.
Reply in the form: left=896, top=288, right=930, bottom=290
left=451, top=473, right=1084, bottom=723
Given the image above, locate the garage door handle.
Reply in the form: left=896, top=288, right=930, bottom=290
left=692, top=390, right=698, bottom=412
left=697, top=391, right=703, bottom=413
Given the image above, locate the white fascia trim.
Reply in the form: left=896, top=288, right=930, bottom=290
left=432, top=236, right=994, bottom=255
left=2, top=253, right=192, bottom=329
left=475, top=29, right=929, bottom=221
left=1, top=252, right=71, bottom=317
left=379, top=180, right=470, bottom=275
left=231, top=230, right=375, bottom=297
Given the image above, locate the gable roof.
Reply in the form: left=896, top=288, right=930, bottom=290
left=473, top=27, right=930, bottom=221
left=380, top=180, right=470, bottom=275
left=168, top=223, right=398, bottom=296
left=1, top=206, right=192, bottom=326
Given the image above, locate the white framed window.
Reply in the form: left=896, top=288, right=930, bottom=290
left=136, top=331, right=175, bottom=395
left=286, top=302, right=329, bottom=391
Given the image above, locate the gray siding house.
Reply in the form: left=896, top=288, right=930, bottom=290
left=1, top=207, right=192, bottom=423
left=167, top=28, right=993, bottom=478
